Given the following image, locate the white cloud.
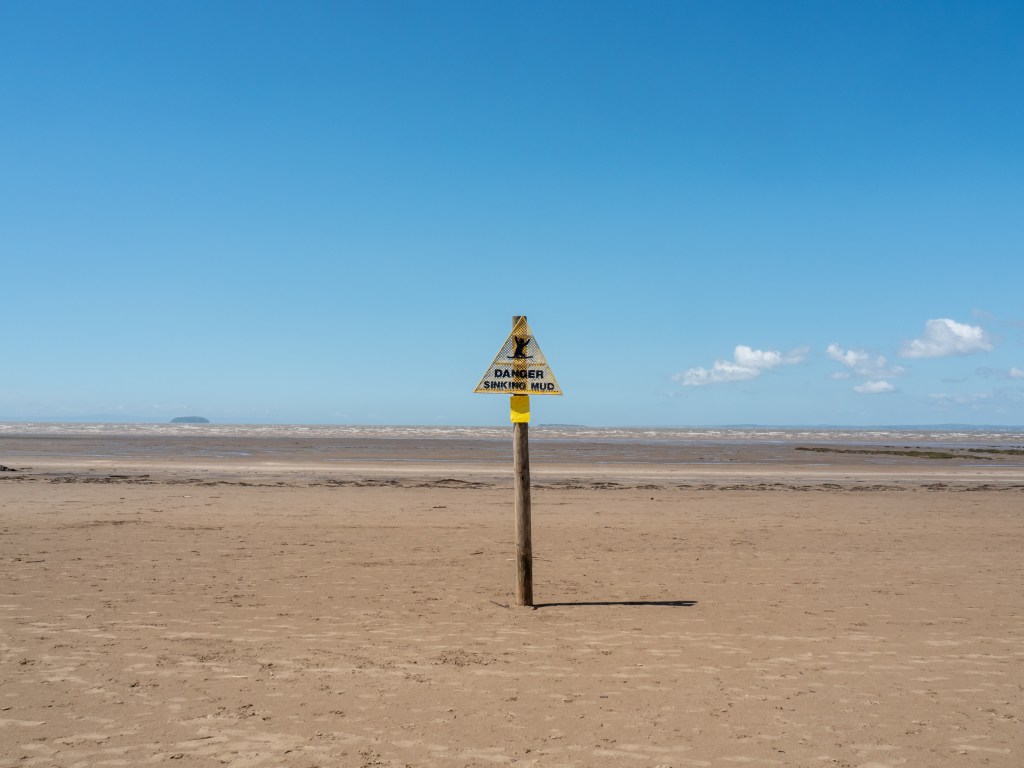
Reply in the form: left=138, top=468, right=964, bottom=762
left=827, top=344, right=904, bottom=378
left=977, top=366, right=1024, bottom=380
left=827, top=344, right=868, bottom=369
left=929, top=387, right=1024, bottom=409
left=677, top=361, right=759, bottom=386
left=676, top=345, right=807, bottom=386
left=929, top=392, right=989, bottom=407
left=900, top=318, right=993, bottom=359
left=853, top=380, right=895, bottom=394
left=734, top=345, right=807, bottom=369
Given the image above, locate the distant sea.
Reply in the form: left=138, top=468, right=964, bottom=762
left=1, top=422, right=1022, bottom=448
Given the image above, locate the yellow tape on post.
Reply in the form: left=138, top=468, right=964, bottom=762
left=510, top=394, right=530, bottom=423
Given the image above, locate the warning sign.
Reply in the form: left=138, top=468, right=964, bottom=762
left=474, top=317, right=563, bottom=396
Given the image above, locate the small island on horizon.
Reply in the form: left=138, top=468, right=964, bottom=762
left=170, top=416, right=210, bottom=424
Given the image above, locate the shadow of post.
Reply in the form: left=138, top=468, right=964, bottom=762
left=533, top=600, right=697, bottom=609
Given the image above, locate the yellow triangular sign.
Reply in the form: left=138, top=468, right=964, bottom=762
left=474, top=317, right=563, bottom=396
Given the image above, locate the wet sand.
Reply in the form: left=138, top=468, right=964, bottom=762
left=1, top=432, right=1022, bottom=766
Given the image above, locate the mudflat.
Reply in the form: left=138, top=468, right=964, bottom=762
left=1, top=430, right=1022, bottom=767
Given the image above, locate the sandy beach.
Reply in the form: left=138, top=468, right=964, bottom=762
left=1, top=426, right=1022, bottom=767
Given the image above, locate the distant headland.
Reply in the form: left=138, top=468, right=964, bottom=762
left=170, top=416, right=210, bottom=424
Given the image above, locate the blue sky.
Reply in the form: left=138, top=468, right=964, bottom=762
left=2, top=1, right=1022, bottom=426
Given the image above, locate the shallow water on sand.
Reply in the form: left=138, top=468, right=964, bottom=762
left=2, top=421, right=1022, bottom=448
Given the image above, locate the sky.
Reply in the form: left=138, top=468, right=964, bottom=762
left=2, top=1, right=1022, bottom=427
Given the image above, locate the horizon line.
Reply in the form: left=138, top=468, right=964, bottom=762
left=2, top=418, right=1023, bottom=431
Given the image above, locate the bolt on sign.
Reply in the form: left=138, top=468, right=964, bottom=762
left=474, top=317, right=563, bottom=398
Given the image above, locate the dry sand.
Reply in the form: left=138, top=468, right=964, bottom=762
left=1, top=432, right=1022, bottom=767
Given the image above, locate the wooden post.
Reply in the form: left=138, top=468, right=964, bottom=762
left=512, top=315, right=533, bottom=607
